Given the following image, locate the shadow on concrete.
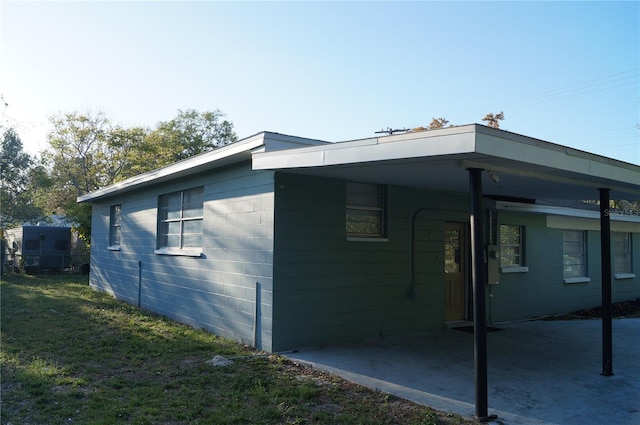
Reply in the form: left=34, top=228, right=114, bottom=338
left=287, top=319, right=640, bottom=425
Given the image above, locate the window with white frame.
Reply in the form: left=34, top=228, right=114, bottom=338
left=563, top=230, right=587, bottom=280
left=500, top=225, right=524, bottom=268
left=613, top=232, right=632, bottom=275
left=109, top=204, right=121, bottom=248
left=157, top=187, right=203, bottom=252
left=346, top=181, right=386, bottom=238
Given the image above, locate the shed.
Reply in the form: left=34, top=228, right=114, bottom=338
left=4, top=225, right=72, bottom=272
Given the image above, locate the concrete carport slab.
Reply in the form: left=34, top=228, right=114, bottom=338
left=287, top=319, right=640, bottom=425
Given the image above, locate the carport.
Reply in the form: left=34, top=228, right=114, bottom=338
left=286, top=318, right=640, bottom=424
left=253, top=124, right=640, bottom=421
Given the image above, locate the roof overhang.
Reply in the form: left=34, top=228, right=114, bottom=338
left=252, top=124, right=640, bottom=201
left=78, top=132, right=330, bottom=203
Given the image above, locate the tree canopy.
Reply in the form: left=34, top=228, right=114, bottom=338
left=128, top=109, right=237, bottom=175
left=153, top=109, right=237, bottom=161
left=0, top=127, right=47, bottom=231
left=481, top=111, right=505, bottom=128
left=39, top=109, right=237, bottom=242
left=412, top=112, right=504, bottom=133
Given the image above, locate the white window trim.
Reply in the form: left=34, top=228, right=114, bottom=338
left=614, top=273, right=636, bottom=280
left=158, top=187, right=204, bottom=252
left=501, top=266, right=529, bottom=273
left=346, top=181, right=386, bottom=239
left=562, top=230, right=588, bottom=281
left=499, top=224, right=525, bottom=269
left=346, top=237, right=389, bottom=243
left=563, top=277, right=591, bottom=284
left=109, top=204, right=122, bottom=248
left=154, top=247, right=203, bottom=257
left=613, top=232, right=633, bottom=276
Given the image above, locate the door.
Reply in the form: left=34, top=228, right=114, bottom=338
left=444, top=222, right=467, bottom=322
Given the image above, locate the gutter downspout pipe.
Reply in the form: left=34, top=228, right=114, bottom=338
left=138, top=260, right=142, bottom=307
left=254, top=282, right=262, bottom=349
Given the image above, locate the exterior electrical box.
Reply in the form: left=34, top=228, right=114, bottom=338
left=487, top=244, right=500, bottom=285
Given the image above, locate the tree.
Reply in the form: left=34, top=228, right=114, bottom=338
left=105, top=126, right=150, bottom=180
left=610, top=200, right=640, bottom=215
left=142, top=109, right=237, bottom=164
left=482, top=111, right=505, bottom=128
left=413, top=112, right=504, bottom=133
left=411, top=118, right=450, bottom=133
left=427, top=117, right=450, bottom=130
left=42, top=109, right=237, bottom=242
left=43, top=111, right=136, bottom=242
left=0, top=127, right=47, bottom=230
left=46, top=112, right=112, bottom=193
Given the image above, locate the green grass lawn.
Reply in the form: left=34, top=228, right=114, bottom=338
left=1, top=274, right=475, bottom=425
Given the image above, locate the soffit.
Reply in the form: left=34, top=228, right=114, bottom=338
left=252, top=125, right=640, bottom=201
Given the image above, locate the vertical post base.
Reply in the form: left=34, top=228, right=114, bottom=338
left=476, top=414, right=499, bottom=423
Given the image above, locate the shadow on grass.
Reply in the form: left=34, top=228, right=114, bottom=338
left=1, top=274, right=282, bottom=424
left=2, top=273, right=471, bottom=425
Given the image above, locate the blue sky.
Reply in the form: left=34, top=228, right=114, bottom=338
left=1, top=1, right=638, bottom=164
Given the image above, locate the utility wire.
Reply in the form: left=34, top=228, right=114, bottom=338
left=446, top=68, right=639, bottom=123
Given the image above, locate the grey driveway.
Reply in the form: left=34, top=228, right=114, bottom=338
left=287, top=319, right=640, bottom=425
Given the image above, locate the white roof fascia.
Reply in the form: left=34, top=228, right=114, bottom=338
left=78, top=133, right=267, bottom=203
left=253, top=125, right=477, bottom=170
left=78, top=132, right=331, bottom=203
left=252, top=124, right=640, bottom=197
left=261, top=132, right=331, bottom=152
left=471, top=128, right=640, bottom=189
left=252, top=138, right=380, bottom=169
left=496, top=201, right=640, bottom=224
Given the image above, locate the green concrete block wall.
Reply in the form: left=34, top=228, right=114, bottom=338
left=89, top=164, right=277, bottom=352
left=271, top=172, right=470, bottom=351
left=490, top=211, right=640, bottom=323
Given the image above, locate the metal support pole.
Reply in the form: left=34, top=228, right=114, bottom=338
left=138, top=260, right=143, bottom=307
left=254, top=282, right=262, bottom=349
left=469, top=168, right=491, bottom=421
left=599, top=188, right=613, bottom=376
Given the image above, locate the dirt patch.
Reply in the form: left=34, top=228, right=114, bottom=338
left=547, top=298, right=640, bottom=320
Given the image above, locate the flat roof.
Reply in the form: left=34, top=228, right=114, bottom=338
left=79, top=125, right=640, bottom=204
left=252, top=124, right=640, bottom=201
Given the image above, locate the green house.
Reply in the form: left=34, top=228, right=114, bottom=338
left=79, top=124, right=640, bottom=353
